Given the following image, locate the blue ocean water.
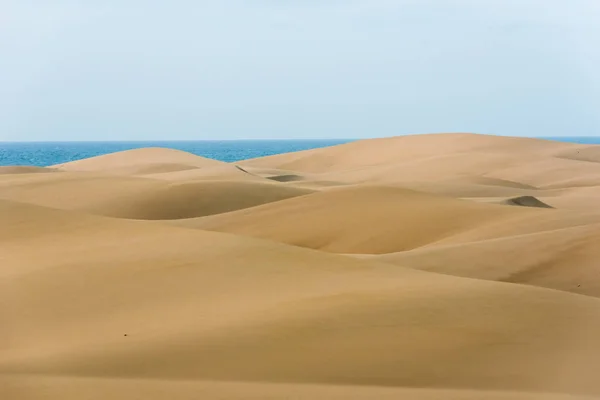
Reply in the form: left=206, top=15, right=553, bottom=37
left=0, top=137, right=598, bottom=167
left=0, top=140, right=354, bottom=167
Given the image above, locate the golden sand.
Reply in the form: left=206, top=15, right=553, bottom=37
left=4, top=133, right=600, bottom=399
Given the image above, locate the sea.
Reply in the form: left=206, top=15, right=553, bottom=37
left=0, top=140, right=353, bottom=167
left=0, top=137, right=599, bottom=167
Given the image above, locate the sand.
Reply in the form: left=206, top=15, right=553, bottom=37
left=4, top=133, right=600, bottom=399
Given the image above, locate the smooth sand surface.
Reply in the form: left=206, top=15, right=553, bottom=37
left=177, top=185, right=546, bottom=253
left=52, top=147, right=226, bottom=172
left=4, top=133, right=600, bottom=399
left=0, top=166, right=60, bottom=174
left=0, top=173, right=314, bottom=219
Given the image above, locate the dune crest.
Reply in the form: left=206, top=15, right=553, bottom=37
left=53, top=147, right=225, bottom=173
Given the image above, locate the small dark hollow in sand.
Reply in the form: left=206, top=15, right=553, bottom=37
left=502, top=196, right=553, bottom=209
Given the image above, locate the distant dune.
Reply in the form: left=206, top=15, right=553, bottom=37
left=52, top=147, right=225, bottom=173
left=5, top=133, right=600, bottom=399
left=0, top=166, right=59, bottom=174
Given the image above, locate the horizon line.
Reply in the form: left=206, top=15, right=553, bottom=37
left=0, top=138, right=359, bottom=143
left=2, top=135, right=599, bottom=144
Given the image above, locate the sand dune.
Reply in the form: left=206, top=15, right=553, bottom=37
left=554, top=145, right=600, bottom=163
left=371, top=178, right=551, bottom=201
left=0, top=172, right=160, bottom=211
left=537, top=186, right=600, bottom=211
left=176, top=184, right=600, bottom=255
left=241, top=133, right=575, bottom=172
left=241, top=134, right=600, bottom=191
left=0, top=166, right=59, bottom=174
left=176, top=185, right=550, bottom=254
left=0, top=173, right=312, bottom=219
left=90, top=180, right=314, bottom=220
left=486, top=157, right=600, bottom=189
left=143, top=164, right=265, bottom=181
left=240, top=133, right=564, bottom=171
left=361, top=223, right=600, bottom=296
left=6, top=133, right=600, bottom=399
left=4, top=200, right=600, bottom=398
left=108, top=162, right=202, bottom=175
left=238, top=166, right=319, bottom=183
left=53, top=147, right=225, bottom=173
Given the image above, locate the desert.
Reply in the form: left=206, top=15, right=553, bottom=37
left=4, top=133, right=600, bottom=399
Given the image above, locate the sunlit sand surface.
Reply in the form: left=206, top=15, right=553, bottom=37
left=4, top=133, right=600, bottom=399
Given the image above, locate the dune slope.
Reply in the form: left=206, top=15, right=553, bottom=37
left=4, top=377, right=598, bottom=400
left=53, top=147, right=225, bottom=173
left=0, top=166, right=59, bottom=174
left=240, top=133, right=571, bottom=172
left=241, top=133, right=600, bottom=194
left=361, top=223, right=600, bottom=296
left=0, top=173, right=313, bottom=219
left=4, top=200, right=600, bottom=398
left=176, top=185, right=552, bottom=254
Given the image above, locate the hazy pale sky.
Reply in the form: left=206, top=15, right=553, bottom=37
left=1, top=0, right=599, bottom=141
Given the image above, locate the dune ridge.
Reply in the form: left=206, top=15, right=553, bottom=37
left=52, top=147, right=225, bottom=173
left=0, top=171, right=313, bottom=219
left=176, top=185, right=547, bottom=254
left=4, top=133, right=600, bottom=399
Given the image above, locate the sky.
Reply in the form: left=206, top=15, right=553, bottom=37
left=1, top=0, right=599, bottom=141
